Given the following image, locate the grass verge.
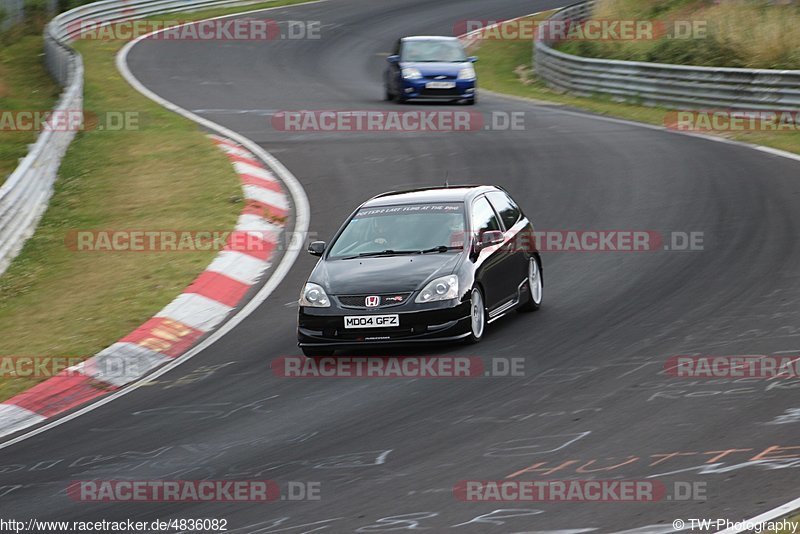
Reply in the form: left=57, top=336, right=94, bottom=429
left=0, top=0, right=312, bottom=401
left=772, top=514, right=800, bottom=534
left=473, top=13, right=800, bottom=156
left=477, top=16, right=800, bottom=526
left=0, top=26, right=61, bottom=183
left=558, top=0, right=800, bottom=70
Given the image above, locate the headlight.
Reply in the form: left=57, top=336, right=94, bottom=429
left=300, top=283, right=330, bottom=307
left=457, top=66, right=476, bottom=81
left=415, top=275, right=459, bottom=303
left=402, top=67, right=422, bottom=80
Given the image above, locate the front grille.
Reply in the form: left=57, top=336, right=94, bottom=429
left=336, top=293, right=412, bottom=309
left=419, top=87, right=461, bottom=97
left=335, top=325, right=427, bottom=340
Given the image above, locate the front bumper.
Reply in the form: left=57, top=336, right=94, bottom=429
left=401, top=78, right=476, bottom=100
left=298, top=299, right=472, bottom=349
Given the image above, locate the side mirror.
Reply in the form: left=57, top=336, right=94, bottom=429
left=468, top=56, right=478, bottom=63
left=386, top=55, right=400, bottom=64
left=308, top=241, right=326, bottom=256
left=475, top=230, right=504, bottom=251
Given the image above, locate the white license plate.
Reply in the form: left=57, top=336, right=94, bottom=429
left=425, top=81, right=455, bottom=89
left=344, top=315, right=399, bottom=329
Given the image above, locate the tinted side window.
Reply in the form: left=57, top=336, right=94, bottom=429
left=471, top=196, right=501, bottom=238
left=487, top=191, right=521, bottom=230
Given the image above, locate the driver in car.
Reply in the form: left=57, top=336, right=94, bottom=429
left=372, top=216, right=393, bottom=246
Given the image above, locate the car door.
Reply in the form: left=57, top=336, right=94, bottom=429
left=486, top=191, right=529, bottom=299
left=470, top=195, right=511, bottom=311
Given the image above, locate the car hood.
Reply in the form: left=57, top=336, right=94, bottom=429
left=400, top=61, right=468, bottom=77
left=313, top=254, right=461, bottom=294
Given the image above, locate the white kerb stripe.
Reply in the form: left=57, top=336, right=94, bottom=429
left=234, top=161, right=276, bottom=181
left=0, top=405, right=46, bottom=439
left=236, top=213, right=283, bottom=237
left=206, top=250, right=269, bottom=286
left=220, top=144, right=257, bottom=159
left=155, top=293, right=233, bottom=332
left=243, top=184, right=289, bottom=209
left=80, top=342, right=171, bottom=387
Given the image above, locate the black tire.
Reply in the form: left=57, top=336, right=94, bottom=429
left=384, top=85, right=393, bottom=101
left=302, top=347, right=335, bottom=358
left=466, top=286, right=487, bottom=344
left=519, top=256, right=543, bottom=312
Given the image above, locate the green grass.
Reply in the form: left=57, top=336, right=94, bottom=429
left=472, top=13, right=800, bottom=156
left=557, top=0, right=800, bottom=69
left=772, top=514, right=800, bottom=534
left=0, top=28, right=61, bottom=183
left=477, top=19, right=800, bottom=524
left=0, top=0, right=314, bottom=401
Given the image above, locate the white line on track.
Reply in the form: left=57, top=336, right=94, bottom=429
left=3, top=2, right=798, bottom=528
left=0, top=0, right=328, bottom=451
left=464, top=9, right=800, bottom=527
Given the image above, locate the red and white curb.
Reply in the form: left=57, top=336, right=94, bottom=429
left=0, top=134, right=289, bottom=439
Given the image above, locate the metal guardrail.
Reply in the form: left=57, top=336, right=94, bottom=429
left=534, top=0, right=800, bottom=111
left=0, top=30, right=82, bottom=275
left=0, top=0, right=261, bottom=275
left=1, top=0, right=25, bottom=30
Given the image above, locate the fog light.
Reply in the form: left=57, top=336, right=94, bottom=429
left=466, top=88, right=475, bottom=93
left=405, top=88, right=414, bottom=93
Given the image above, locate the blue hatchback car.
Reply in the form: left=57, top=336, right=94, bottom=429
left=384, top=36, right=477, bottom=105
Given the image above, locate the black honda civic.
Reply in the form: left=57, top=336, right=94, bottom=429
left=297, top=185, right=542, bottom=356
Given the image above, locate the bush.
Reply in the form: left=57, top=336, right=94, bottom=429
left=645, top=35, right=745, bottom=68
left=557, top=0, right=800, bottom=70
left=23, top=0, right=50, bottom=26
left=60, top=0, right=97, bottom=11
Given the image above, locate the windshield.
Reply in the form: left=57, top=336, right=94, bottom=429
left=401, top=40, right=467, bottom=62
left=328, top=203, right=467, bottom=259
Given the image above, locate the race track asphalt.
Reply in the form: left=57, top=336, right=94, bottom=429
left=2, top=0, right=800, bottom=531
